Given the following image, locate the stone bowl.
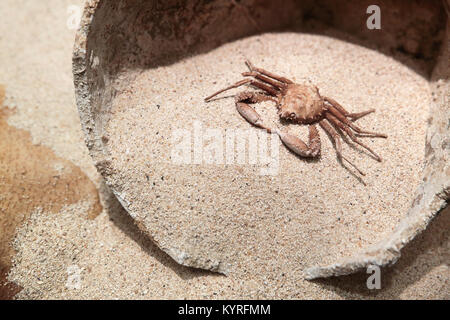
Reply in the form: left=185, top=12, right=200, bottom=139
left=73, top=0, right=449, bottom=278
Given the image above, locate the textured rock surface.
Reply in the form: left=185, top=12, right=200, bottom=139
left=73, top=0, right=449, bottom=278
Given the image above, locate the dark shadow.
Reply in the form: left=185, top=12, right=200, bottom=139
left=0, top=266, right=22, bottom=300
left=310, top=205, right=449, bottom=299
left=92, top=0, right=446, bottom=82
left=295, top=1, right=445, bottom=79
left=99, top=180, right=224, bottom=281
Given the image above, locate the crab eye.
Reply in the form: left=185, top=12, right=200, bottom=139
left=290, top=113, right=296, bottom=118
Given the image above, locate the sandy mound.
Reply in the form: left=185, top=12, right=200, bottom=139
left=105, top=32, right=429, bottom=276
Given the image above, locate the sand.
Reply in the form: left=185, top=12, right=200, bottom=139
left=0, top=0, right=448, bottom=299
left=105, top=32, right=430, bottom=276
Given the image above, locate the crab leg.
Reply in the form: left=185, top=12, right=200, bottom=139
left=347, top=109, right=376, bottom=121
left=319, top=119, right=365, bottom=176
left=205, top=79, right=251, bottom=101
left=324, top=97, right=375, bottom=121
left=205, top=79, right=277, bottom=102
left=325, top=113, right=383, bottom=162
left=235, top=91, right=277, bottom=104
left=245, top=60, right=293, bottom=84
left=248, top=81, right=279, bottom=96
left=242, top=71, right=285, bottom=90
left=327, top=105, right=387, bottom=138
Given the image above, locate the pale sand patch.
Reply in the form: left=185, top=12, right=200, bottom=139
left=8, top=193, right=449, bottom=299
left=105, top=32, right=430, bottom=276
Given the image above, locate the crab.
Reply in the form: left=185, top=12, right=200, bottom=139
left=205, top=60, right=387, bottom=176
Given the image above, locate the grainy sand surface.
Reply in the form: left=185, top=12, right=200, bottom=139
left=106, top=32, right=429, bottom=276
left=0, top=0, right=448, bottom=299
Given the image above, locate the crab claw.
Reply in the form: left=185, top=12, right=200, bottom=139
left=236, top=102, right=273, bottom=133
left=277, top=126, right=321, bottom=158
